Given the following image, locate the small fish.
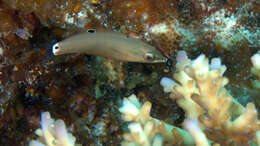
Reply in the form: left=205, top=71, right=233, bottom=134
left=52, top=31, right=167, bottom=63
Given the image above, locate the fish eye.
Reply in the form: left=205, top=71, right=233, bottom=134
left=144, top=52, right=154, bottom=61
left=87, top=29, right=96, bottom=34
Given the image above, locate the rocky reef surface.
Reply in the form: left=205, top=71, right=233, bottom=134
left=0, top=0, right=259, bottom=145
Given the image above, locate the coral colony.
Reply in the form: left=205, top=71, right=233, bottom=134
left=30, top=51, right=260, bottom=146
left=29, top=112, right=76, bottom=146
left=251, top=51, right=260, bottom=89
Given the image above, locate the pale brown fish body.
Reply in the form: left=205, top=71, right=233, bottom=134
left=52, top=32, right=167, bottom=63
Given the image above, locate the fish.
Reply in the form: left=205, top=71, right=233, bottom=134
left=52, top=31, right=167, bottom=63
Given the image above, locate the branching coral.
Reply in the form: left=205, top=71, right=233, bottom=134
left=160, top=51, right=260, bottom=145
left=119, top=94, right=194, bottom=146
left=251, top=50, right=260, bottom=89
left=29, top=112, right=76, bottom=146
left=183, top=119, right=209, bottom=146
left=31, top=51, right=260, bottom=146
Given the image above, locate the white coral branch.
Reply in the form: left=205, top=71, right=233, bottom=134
left=29, top=112, right=76, bottom=146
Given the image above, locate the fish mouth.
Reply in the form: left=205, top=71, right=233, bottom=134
left=152, top=58, right=168, bottom=63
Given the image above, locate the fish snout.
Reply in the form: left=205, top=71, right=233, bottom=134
left=144, top=52, right=167, bottom=63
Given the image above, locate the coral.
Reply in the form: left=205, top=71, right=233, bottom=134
left=160, top=51, right=260, bottom=145
left=29, top=51, right=260, bottom=146
left=119, top=94, right=194, bottom=146
left=119, top=51, right=260, bottom=145
left=183, top=119, right=209, bottom=146
left=251, top=50, right=260, bottom=89
left=29, top=112, right=76, bottom=146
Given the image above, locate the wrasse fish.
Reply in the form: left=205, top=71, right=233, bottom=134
left=52, top=31, right=167, bottom=63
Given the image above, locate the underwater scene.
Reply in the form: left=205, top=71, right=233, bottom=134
left=0, top=0, right=259, bottom=145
